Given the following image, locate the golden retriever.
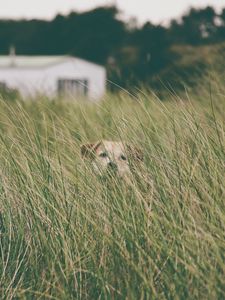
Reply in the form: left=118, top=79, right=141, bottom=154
left=81, top=140, right=143, bottom=177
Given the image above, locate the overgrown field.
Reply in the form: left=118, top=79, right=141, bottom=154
left=0, top=76, right=224, bottom=299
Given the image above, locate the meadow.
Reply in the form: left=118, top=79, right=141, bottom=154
left=0, top=73, right=224, bottom=299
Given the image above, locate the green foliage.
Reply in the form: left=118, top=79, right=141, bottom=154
left=0, top=83, right=20, bottom=102
left=169, top=6, right=219, bottom=45
left=0, top=6, right=125, bottom=65
left=0, top=71, right=224, bottom=299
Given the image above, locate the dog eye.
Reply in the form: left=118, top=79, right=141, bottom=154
left=120, top=155, right=127, bottom=161
left=99, top=152, right=108, bottom=158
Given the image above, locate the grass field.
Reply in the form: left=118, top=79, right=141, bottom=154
left=0, top=74, right=224, bottom=299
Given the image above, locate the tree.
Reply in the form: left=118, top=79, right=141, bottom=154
left=217, top=8, right=225, bottom=42
left=169, top=6, right=218, bottom=44
left=0, top=6, right=126, bottom=64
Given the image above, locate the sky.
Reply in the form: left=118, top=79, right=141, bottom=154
left=0, top=0, right=225, bottom=24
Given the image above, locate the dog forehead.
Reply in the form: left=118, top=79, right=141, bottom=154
left=97, top=141, right=125, bottom=154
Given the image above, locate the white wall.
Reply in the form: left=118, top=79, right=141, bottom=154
left=0, top=58, right=106, bottom=101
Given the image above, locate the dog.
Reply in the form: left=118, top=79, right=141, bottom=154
left=81, top=140, right=143, bottom=178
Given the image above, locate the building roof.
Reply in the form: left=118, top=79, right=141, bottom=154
left=0, top=55, right=103, bottom=69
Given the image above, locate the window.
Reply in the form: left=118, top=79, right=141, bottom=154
left=58, top=79, right=88, bottom=97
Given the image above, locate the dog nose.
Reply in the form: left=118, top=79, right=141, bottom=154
left=108, top=161, right=117, bottom=171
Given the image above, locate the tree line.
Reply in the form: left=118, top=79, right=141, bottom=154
left=0, top=5, right=225, bottom=88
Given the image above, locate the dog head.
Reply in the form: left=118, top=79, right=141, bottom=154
left=81, top=140, right=143, bottom=177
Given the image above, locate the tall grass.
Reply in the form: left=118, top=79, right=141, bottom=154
left=0, top=75, right=224, bottom=299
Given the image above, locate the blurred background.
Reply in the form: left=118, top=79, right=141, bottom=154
left=0, top=0, right=225, bottom=95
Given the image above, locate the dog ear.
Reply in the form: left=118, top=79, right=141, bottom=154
left=81, top=141, right=101, bottom=158
left=126, top=144, right=144, bottom=161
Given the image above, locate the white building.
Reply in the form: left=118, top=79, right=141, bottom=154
left=0, top=51, right=106, bottom=100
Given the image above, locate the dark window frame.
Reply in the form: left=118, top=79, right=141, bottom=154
left=58, top=79, right=89, bottom=97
